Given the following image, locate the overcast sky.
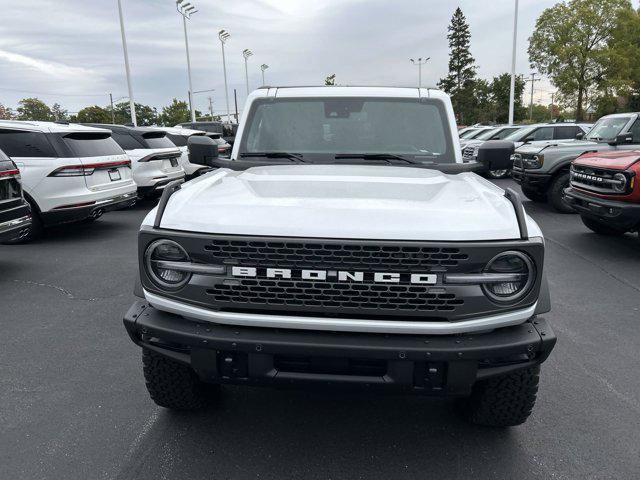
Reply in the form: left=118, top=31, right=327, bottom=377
left=0, top=0, right=606, bottom=115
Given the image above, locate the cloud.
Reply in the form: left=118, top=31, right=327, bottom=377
left=0, top=49, right=98, bottom=80
left=0, top=0, right=606, bottom=113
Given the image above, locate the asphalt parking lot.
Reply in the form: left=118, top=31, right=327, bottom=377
left=1, top=178, right=640, bottom=480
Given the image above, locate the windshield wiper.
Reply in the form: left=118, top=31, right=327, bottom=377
left=334, top=153, right=414, bottom=163
left=240, top=152, right=305, bottom=161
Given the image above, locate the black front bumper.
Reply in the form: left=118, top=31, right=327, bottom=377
left=123, top=300, right=556, bottom=396
left=511, top=167, right=553, bottom=193
left=564, top=188, right=640, bottom=230
left=0, top=201, right=31, bottom=242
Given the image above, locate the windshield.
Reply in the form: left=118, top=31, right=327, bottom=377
left=585, top=116, right=631, bottom=141
left=504, top=125, right=538, bottom=142
left=466, top=128, right=493, bottom=139
left=240, top=97, right=455, bottom=163
left=476, top=126, right=520, bottom=140
left=459, top=129, right=479, bottom=139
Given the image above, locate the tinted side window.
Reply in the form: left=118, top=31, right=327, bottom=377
left=628, top=120, right=640, bottom=143
left=62, top=133, right=125, bottom=157
left=0, top=130, right=57, bottom=157
left=554, top=126, right=578, bottom=140
left=530, top=127, right=553, bottom=141
left=166, top=134, right=187, bottom=147
left=112, top=132, right=144, bottom=150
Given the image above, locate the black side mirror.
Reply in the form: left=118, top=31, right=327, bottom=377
left=524, top=136, right=535, bottom=142
left=610, top=133, right=634, bottom=146
left=188, top=136, right=219, bottom=166
left=476, top=140, right=515, bottom=171
left=576, top=132, right=584, bottom=140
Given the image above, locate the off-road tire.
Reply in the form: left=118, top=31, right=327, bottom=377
left=548, top=172, right=575, bottom=213
left=462, top=366, right=540, bottom=427
left=580, top=215, right=627, bottom=236
left=142, top=348, right=211, bottom=410
left=521, top=186, right=547, bottom=203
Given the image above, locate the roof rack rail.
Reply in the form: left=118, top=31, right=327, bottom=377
left=154, top=179, right=185, bottom=228
left=504, top=188, right=528, bottom=240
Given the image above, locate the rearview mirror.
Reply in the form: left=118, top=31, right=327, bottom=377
left=610, top=133, right=634, bottom=146
left=188, top=136, right=219, bottom=166
left=476, top=140, right=515, bottom=171
left=524, top=136, right=535, bottom=142
left=575, top=132, right=584, bottom=140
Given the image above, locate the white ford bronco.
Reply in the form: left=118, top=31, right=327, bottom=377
left=124, top=86, right=555, bottom=427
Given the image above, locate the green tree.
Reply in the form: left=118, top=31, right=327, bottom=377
left=73, top=105, right=112, bottom=123
left=113, top=101, right=157, bottom=126
left=157, top=98, right=190, bottom=126
left=437, top=7, right=477, bottom=124
left=490, top=74, right=527, bottom=123
left=324, top=74, right=336, bottom=86
left=51, top=103, right=69, bottom=121
left=16, top=98, right=53, bottom=121
left=528, top=0, right=634, bottom=121
left=0, top=103, right=15, bottom=120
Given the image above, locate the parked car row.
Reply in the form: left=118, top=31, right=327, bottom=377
left=0, top=120, right=229, bottom=243
left=456, top=114, right=640, bottom=237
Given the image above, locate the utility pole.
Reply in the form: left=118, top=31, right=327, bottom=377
left=260, top=64, right=269, bottom=86
left=116, top=0, right=137, bottom=126
left=234, top=89, right=239, bottom=122
left=218, top=30, right=231, bottom=123
left=176, top=0, right=198, bottom=123
left=550, top=92, right=555, bottom=122
left=109, top=93, right=115, bottom=124
left=410, top=57, right=430, bottom=88
left=525, top=73, right=541, bottom=121
left=208, top=97, right=214, bottom=120
left=508, top=0, right=519, bottom=125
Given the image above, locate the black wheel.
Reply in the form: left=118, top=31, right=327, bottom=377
left=461, top=366, right=540, bottom=427
left=2, top=200, right=43, bottom=244
left=487, top=169, right=510, bottom=179
left=521, top=186, right=547, bottom=203
left=580, top=216, right=627, bottom=236
left=548, top=172, right=575, bottom=213
left=142, top=348, right=214, bottom=410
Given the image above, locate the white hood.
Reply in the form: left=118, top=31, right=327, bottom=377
left=145, top=165, right=541, bottom=241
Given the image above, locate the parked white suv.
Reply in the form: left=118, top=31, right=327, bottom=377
left=0, top=121, right=137, bottom=242
left=124, top=86, right=556, bottom=427
left=85, top=124, right=185, bottom=197
left=161, top=127, right=213, bottom=178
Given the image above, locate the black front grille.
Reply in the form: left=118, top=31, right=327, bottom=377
left=512, top=154, right=523, bottom=169
left=207, top=278, right=464, bottom=314
left=205, top=239, right=469, bottom=271
left=140, top=231, right=545, bottom=322
left=570, top=165, right=627, bottom=194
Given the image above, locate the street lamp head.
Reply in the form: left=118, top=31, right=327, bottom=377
left=243, top=49, right=253, bottom=59
left=261, top=64, right=269, bottom=71
left=219, top=29, right=230, bottom=43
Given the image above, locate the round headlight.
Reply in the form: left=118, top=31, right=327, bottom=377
left=145, top=239, right=191, bottom=290
left=612, top=173, right=627, bottom=193
left=482, top=251, right=535, bottom=304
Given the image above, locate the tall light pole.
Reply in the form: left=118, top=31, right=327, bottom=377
left=260, top=64, right=269, bottom=86
left=410, top=58, right=430, bottom=88
left=116, top=0, right=137, bottom=126
left=219, top=29, right=231, bottom=123
left=242, top=49, right=253, bottom=96
left=176, top=0, right=198, bottom=123
left=508, top=0, right=519, bottom=125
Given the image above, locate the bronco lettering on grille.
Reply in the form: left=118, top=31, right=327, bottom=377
left=231, top=266, right=438, bottom=285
